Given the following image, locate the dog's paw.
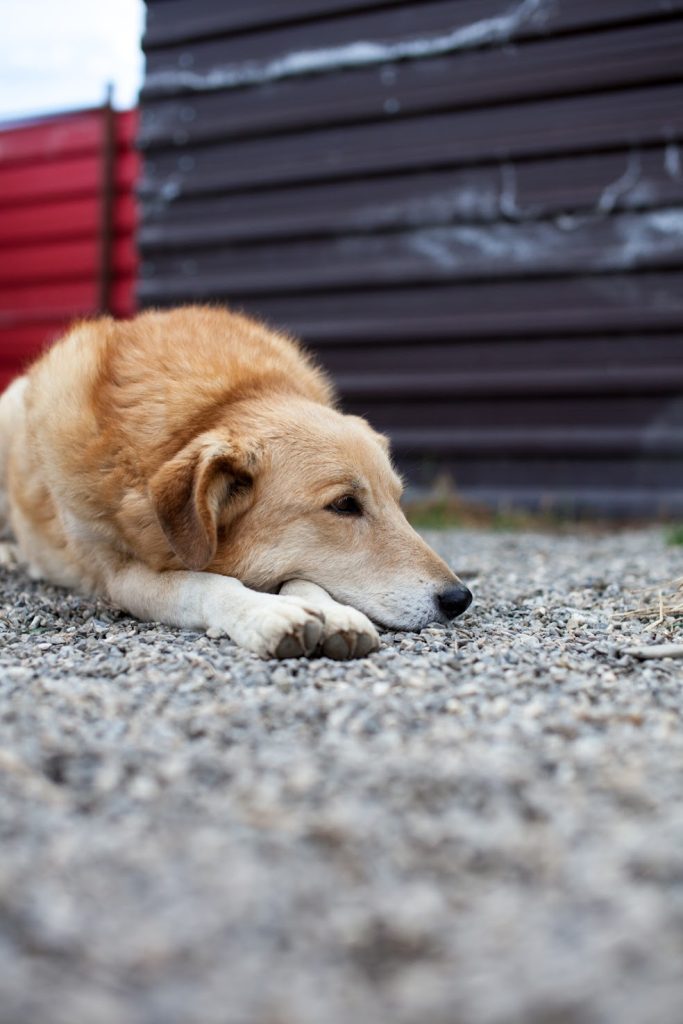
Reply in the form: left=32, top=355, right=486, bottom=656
left=213, top=595, right=325, bottom=659
left=317, top=604, right=380, bottom=660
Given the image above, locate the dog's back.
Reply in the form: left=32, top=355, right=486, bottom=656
left=2, top=306, right=335, bottom=587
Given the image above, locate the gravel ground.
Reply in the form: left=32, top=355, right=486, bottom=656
left=1, top=528, right=683, bottom=1024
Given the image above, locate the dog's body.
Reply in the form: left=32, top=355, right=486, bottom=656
left=0, top=306, right=471, bottom=658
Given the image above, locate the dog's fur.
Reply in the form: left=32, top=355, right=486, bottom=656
left=0, top=306, right=467, bottom=659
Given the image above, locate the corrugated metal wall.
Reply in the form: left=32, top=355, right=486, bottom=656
left=0, top=106, right=138, bottom=391
left=138, top=0, right=683, bottom=515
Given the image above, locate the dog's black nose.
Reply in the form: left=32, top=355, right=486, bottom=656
left=437, top=583, right=472, bottom=620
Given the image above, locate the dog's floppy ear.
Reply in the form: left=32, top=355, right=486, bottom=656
left=149, top=432, right=261, bottom=570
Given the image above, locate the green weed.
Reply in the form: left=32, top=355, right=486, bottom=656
left=667, top=525, right=683, bottom=546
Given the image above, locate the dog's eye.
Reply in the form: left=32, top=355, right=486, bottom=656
left=327, top=495, right=362, bottom=516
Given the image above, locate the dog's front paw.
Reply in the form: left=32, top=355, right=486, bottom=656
left=317, top=604, right=380, bottom=660
left=215, top=595, right=325, bottom=659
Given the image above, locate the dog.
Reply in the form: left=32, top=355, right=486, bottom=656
left=0, top=306, right=472, bottom=659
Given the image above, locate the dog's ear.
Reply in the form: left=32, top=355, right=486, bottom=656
left=149, top=432, right=261, bottom=570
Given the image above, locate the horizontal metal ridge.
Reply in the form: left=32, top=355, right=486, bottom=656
left=335, top=366, right=683, bottom=400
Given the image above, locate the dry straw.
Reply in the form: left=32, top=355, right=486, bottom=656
left=621, top=576, right=683, bottom=659
left=623, top=576, right=683, bottom=625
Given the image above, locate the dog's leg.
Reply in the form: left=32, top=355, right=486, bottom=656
left=279, top=580, right=380, bottom=659
left=105, top=563, right=326, bottom=659
left=0, top=542, right=20, bottom=569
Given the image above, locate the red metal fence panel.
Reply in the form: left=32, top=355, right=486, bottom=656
left=0, top=105, right=139, bottom=392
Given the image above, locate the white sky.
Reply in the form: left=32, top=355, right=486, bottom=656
left=0, top=0, right=145, bottom=122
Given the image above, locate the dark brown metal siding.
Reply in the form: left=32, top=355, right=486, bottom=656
left=138, top=0, right=683, bottom=516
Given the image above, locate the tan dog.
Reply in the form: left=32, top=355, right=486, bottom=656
left=0, top=306, right=472, bottom=659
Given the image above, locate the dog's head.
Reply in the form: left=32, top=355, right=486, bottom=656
left=149, top=397, right=471, bottom=630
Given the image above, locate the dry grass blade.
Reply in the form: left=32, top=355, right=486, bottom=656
left=621, top=577, right=683, bottom=622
